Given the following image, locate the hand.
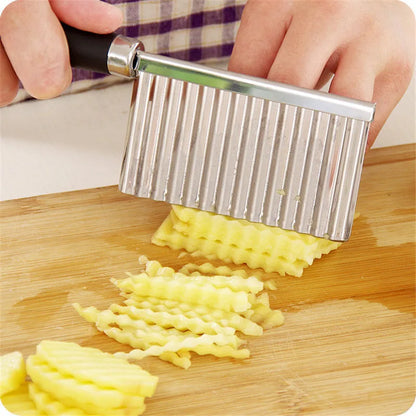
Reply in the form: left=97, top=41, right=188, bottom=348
left=0, top=0, right=122, bottom=106
left=229, top=0, right=415, bottom=148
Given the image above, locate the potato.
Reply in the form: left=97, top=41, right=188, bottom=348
left=0, top=351, right=26, bottom=397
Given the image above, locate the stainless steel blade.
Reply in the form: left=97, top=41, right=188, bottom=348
left=119, top=71, right=371, bottom=241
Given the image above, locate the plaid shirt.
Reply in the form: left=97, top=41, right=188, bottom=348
left=14, top=0, right=245, bottom=103
left=75, top=0, right=245, bottom=80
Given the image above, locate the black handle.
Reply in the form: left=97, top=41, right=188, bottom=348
left=62, top=24, right=118, bottom=74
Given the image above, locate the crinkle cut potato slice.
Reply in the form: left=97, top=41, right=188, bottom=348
left=26, top=354, right=145, bottom=413
left=35, top=340, right=157, bottom=397
left=1, top=384, right=39, bottom=416
left=0, top=351, right=26, bottom=397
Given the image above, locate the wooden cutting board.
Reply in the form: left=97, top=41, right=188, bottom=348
left=1, top=144, right=415, bottom=416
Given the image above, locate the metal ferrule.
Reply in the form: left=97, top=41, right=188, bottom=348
left=107, top=35, right=144, bottom=78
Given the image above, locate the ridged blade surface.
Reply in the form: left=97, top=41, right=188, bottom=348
left=120, top=73, right=370, bottom=241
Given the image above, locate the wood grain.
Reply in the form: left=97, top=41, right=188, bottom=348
left=1, top=144, right=415, bottom=416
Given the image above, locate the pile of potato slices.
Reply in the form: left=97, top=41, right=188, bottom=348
left=73, top=257, right=284, bottom=369
left=152, top=205, right=341, bottom=277
left=0, top=340, right=158, bottom=415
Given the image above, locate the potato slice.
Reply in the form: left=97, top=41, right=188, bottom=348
left=122, top=295, right=263, bottom=336
left=27, top=354, right=140, bottom=413
left=35, top=340, right=157, bottom=397
left=1, top=384, right=40, bottom=416
left=28, top=383, right=142, bottom=416
left=0, top=351, right=26, bottom=397
left=115, top=272, right=251, bottom=313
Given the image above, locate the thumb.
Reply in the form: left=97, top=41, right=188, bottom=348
left=50, top=0, right=123, bottom=33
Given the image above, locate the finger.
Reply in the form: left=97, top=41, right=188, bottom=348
left=267, top=16, right=339, bottom=88
left=329, top=48, right=376, bottom=102
left=0, top=41, right=19, bottom=106
left=228, top=0, right=291, bottom=78
left=50, top=0, right=123, bottom=33
left=0, top=0, right=72, bottom=99
left=366, top=67, right=413, bottom=149
left=328, top=46, right=377, bottom=149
